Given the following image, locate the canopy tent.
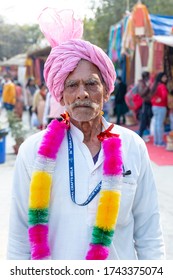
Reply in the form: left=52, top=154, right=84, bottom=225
left=0, top=53, right=27, bottom=66
left=108, top=13, right=173, bottom=61
left=0, top=53, right=28, bottom=86
left=153, top=35, right=173, bottom=47
left=150, top=14, right=173, bottom=36
left=27, top=38, right=50, bottom=57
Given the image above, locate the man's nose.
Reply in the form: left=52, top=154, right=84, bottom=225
left=77, top=84, right=89, bottom=99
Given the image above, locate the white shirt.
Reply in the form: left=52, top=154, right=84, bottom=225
left=7, top=118, right=165, bottom=260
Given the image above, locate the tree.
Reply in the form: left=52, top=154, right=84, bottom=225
left=143, top=0, right=173, bottom=15
left=84, top=0, right=137, bottom=50
left=83, top=17, right=96, bottom=44
left=0, top=20, right=42, bottom=60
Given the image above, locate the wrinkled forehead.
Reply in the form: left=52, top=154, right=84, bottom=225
left=65, top=59, right=104, bottom=83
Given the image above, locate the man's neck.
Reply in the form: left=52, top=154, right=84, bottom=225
left=70, top=116, right=102, bottom=156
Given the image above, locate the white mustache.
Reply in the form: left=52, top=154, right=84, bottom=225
left=71, top=101, right=97, bottom=109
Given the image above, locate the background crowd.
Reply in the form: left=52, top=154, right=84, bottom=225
left=0, top=69, right=173, bottom=152
left=105, top=71, right=173, bottom=151
left=0, top=74, right=65, bottom=131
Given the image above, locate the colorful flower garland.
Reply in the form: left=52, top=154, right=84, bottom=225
left=86, top=124, right=122, bottom=259
left=28, top=116, right=123, bottom=260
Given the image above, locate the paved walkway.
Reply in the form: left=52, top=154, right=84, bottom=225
left=151, top=163, right=173, bottom=259
left=0, top=135, right=16, bottom=259
left=0, top=112, right=173, bottom=260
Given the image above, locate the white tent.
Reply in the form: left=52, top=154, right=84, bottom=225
left=0, top=53, right=27, bottom=66
left=153, top=35, right=173, bottom=47
left=0, top=53, right=27, bottom=86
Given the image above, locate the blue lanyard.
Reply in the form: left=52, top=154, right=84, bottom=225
left=67, top=130, right=102, bottom=206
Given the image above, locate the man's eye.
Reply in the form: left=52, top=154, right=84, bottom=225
left=86, top=81, right=97, bottom=86
left=67, top=83, right=77, bottom=88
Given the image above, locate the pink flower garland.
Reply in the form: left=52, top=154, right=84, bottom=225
left=28, top=117, right=122, bottom=260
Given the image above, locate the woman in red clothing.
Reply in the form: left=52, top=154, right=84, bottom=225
left=150, top=72, right=168, bottom=146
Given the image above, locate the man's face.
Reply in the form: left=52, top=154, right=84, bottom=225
left=60, top=60, right=109, bottom=122
left=4, top=76, right=11, bottom=82
left=161, top=74, right=167, bottom=84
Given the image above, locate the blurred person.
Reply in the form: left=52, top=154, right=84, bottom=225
left=114, top=76, right=128, bottom=125
left=168, top=89, right=173, bottom=131
left=32, top=83, right=47, bottom=129
left=102, top=99, right=112, bottom=121
left=42, top=91, right=65, bottom=127
left=137, top=71, right=153, bottom=140
left=14, top=81, right=24, bottom=119
left=0, top=76, right=3, bottom=111
left=25, top=77, right=38, bottom=119
left=150, top=72, right=168, bottom=146
left=2, top=73, right=16, bottom=111
left=7, top=8, right=165, bottom=261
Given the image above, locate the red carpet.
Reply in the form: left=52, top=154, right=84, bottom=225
left=145, top=137, right=173, bottom=166
left=124, top=124, right=173, bottom=166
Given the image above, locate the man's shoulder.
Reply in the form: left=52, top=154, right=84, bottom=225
left=18, top=130, right=45, bottom=158
left=111, top=123, right=145, bottom=145
left=110, top=124, right=148, bottom=161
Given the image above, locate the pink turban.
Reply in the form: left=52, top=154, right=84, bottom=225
left=38, top=8, right=116, bottom=102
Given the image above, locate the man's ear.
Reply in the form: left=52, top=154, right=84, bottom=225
left=60, top=96, right=65, bottom=106
left=103, top=86, right=109, bottom=103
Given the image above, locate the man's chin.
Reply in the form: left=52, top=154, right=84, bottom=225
left=72, top=115, right=94, bottom=122
left=70, top=111, right=98, bottom=122
left=67, top=106, right=101, bottom=122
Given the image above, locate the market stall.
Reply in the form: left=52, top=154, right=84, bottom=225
left=0, top=53, right=27, bottom=86
left=26, top=38, right=51, bottom=86
left=108, top=2, right=173, bottom=87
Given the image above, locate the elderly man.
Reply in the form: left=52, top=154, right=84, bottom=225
left=7, top=8, right=165, bottom=260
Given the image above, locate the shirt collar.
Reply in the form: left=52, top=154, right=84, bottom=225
left=70, top=117, right=112, bottom=141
